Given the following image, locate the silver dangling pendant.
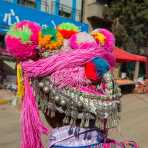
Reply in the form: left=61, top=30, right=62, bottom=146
left=84, top=119, right=89, bottom=128
left=95, top=118, right=100, bottom=129
left=85, top=113, right=90, bottom=128
left=50, top=111, right=55, bottom=118
left=70, top=109, right=78, bottom=126
left=109, top=118, right=113, bottom=129
left=110, top=106, right=114, bottom=128
left=70, top=118, right=74, bottom=125
left=108, top=118, right=112, bottom=129
left=64, top=109, right=71, bottom=124
left=66, top=117, right=70, bottom=124
left=111, top=115, right=114, bottom=128
left=48, top=103, right=55, bottom=118
left=114, top=110, right=118, bottom=127
left=80, top=118, right=85, bottom=128
left=114, top=106, right=118, bottom=127
left=63, top=116, right=70, bottom=124
left=113, top=117, right=116, bottom=128
left=73, top=119, right=76, bottom=126
left=63, top=116, right=67, bottom=124
left=100, top=119, right=104, bottom=130
left=106, top=119, right=109, bottom=129
left=108, top=117, right=111, bottom=129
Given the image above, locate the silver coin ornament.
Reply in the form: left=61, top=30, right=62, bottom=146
left=77, top=101, right=83, bottom=108
left=54, top=96, right=60, bottom=103
left=43, top=86, right=50, bottom=94
left=60, top=99, right=66, bottom=107
left=38, top=82, right=44, bottom=88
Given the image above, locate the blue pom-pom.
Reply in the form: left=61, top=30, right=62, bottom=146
left=92, top=57, right=109, bottom=76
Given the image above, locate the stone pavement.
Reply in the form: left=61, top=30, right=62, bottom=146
left=0, top=105, right=20, bottom=148
left=0, top=104, right=48, bottom=148
left=109, top=94, right=148, bottom=148
left=0, top=93, right=148, bottom=148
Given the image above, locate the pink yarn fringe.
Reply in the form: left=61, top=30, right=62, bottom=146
left=21, top=75, right=49, bottom=148
left=22, top=47, right=115, bottom=88
left=50, top=66, right=90, bottom=88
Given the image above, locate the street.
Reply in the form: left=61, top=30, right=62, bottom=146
left=0, top=93, right=148, bottom=148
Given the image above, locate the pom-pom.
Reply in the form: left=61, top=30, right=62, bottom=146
left=57, top=23, right=80, bottom=39
left=91, top=28, right=115, bottom=52
left=85, top=57, right=109, bottom=82
left=85, top=62, right=99, bottom=82
left=69, top=32, right=97, bottom=49
left=92, top=57, right=109, bottom=76
left=38, top=27, right=63, bottom=51
left=5, top=20, right=41, bottom=60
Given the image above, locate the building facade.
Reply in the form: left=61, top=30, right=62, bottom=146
left=83, top=0, right=112, bottom=30
left=0, top=0, right=88, bottom=33
left=0, top=0, right=112, bottom=33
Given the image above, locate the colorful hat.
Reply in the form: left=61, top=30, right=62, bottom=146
left=5, top=21, right=123, bottom=148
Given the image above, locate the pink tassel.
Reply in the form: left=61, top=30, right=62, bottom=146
left=21, top=75, right=49, bottom=148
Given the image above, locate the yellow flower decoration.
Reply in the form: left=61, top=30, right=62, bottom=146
left=38, top=33, right=51, bottom=49
left=38, top=27, right=64, bottom=51
left=47, top=32, right=63, bottom=50
left=91, top=32, right=106, bottom=45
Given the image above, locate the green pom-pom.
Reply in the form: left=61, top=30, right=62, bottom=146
left=58, top=23, right=80, bottom=31
left=41, top=27, right=57, bottom=36
left=7, top=25, right=32, bottom=43
left=41, top=27, right=57, bottom=41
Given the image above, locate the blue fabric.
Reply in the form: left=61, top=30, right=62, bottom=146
left=92, top=57, right=109, bottom=76
left=52, top=142, right=100, bottom=148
